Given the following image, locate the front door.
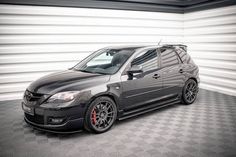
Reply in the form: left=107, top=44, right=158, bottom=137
left=121, top=49, right=163, bottom=110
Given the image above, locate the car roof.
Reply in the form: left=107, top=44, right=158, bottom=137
left=104, top=45, right=160, bottom=52
left=104, top=45, right=147, bottom=50
left=104, top=44, right=187, bottom=50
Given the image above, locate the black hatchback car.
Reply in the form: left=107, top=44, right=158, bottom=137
left=22, top=44, right=199, bottom=133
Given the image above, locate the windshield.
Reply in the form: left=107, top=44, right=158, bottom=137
left=73, top=48, right=135, bottom=74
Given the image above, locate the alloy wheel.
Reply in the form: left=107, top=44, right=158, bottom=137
left=184, top=80, right=198, bottom=103
left=90, top=100, right=116, bottom=132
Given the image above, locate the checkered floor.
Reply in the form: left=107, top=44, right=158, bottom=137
left=0, top=89, right=236, bottom=157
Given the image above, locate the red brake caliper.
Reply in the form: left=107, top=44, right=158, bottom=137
left=92, top=109, right=96, bottom=125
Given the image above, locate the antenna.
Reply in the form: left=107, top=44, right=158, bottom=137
left=158, top=39, right=162, bottom=46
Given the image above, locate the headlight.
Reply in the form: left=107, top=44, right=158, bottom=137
left=47, top=91, right=80, bottom=103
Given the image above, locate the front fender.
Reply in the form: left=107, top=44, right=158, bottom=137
left=76, top=82, right=122, bottom=112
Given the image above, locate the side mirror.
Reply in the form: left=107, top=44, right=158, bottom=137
left=127, top=65, right=143, bottom=74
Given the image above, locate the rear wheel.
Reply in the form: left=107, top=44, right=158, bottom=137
left=84, top=96, right=117, bottom=133
left=182, top=79, right=198, bottom=105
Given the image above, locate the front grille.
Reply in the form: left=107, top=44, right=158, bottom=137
left=24, top=90, right=44, bottom=102
left=25, top=113, right=44, bottom=124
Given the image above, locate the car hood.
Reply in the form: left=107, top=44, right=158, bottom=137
left=27, top=70, right=110, bottom=94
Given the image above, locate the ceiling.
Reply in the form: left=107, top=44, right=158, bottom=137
left=0, top=0, right=235, bottom=13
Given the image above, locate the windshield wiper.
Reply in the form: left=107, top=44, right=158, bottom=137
left=76, top=69, right=93, bottom=73
left=93, top=71, right=107, bottom=75
left=76, top=69, right=107, bottom=75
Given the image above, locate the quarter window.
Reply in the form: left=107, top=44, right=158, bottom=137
left=176, top=48, right=187, bottom=63
left=176, top=48, right=193, bottom=64
left=131, top=49, right=158, bottom=72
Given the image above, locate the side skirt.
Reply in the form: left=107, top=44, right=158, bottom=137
left=118, top=98, right=180, bottom=120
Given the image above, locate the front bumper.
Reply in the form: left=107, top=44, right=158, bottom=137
left=23, top=102, right=85, bottom=133
left=24, top=116, right=84, bottom=133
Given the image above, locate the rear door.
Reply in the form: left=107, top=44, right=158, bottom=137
left=158, top=48, right=185, bottom=98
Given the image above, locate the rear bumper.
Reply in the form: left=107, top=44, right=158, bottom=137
left=197, top=76, right=200, bottom=84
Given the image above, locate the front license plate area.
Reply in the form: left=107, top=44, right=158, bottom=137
left=22, top=103, right=34, bottom=116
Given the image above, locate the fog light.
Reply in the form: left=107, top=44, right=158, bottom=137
left=48, top=117, right=65, bottom=124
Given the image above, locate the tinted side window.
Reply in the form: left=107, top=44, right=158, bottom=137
left=160, top=48, right=179, bottom=67
left=176, top=48, right=187, bottom=63
left=176, top=48, right=194, bottom=64
left=131, top=49, right=158, bottom=72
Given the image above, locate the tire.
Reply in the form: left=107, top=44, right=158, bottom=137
left=84, top=96, right=117, bottom=133
left=182, top=79, right=198, bottom=105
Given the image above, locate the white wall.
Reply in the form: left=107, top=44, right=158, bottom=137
left=184, top=5, right=236, bottom=96
left=0, top=4, right=235, bottom=101
left=0, top=4, right=183, bottom=100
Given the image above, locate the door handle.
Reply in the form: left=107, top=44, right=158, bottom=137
left=179, top=69, right=184, bottom=73
left=153, top=74, right=160, bottom=79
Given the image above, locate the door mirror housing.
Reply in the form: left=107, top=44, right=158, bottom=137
left=127, top=65, right=143, bottom=74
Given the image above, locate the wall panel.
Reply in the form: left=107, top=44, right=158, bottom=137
left=0, top=4, right=183, bottom=100
left=184, top=5, right=236, bottom=96
left=1, top=4, right=235, bottom=101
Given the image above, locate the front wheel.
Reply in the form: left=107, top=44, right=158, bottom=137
left=182, top=79, right=198, bottom=105
left=84, top=96, right=117, bottom=133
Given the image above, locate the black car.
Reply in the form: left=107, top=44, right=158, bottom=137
left=22, top=44, right=200, bottom=133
